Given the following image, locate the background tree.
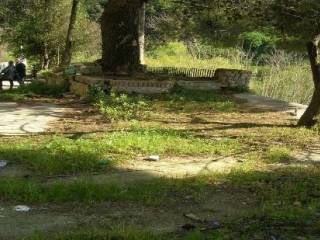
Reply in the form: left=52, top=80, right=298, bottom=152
left=62, top=0, right=81, bottom=66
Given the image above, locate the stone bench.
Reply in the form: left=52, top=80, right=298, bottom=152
left=61, top=66, right=252, bottom=97
left=69, top=76, right=175, bottom=96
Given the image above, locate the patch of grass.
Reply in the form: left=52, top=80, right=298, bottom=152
left=0, top=127, right=241, bottom=175
left=24, top=228, right=162, bottom=240
left=0, top=176, right=205, bottom=205
left=265, top=146, right=293, bottom=163
left=0, top=81, right=69, bottom=101
left=1, top=165, right=320, bottom=238
left=0, top=136, right=110, bottom=175
left=89, top=86, right=239, bottom=122
left=146, top=42, right=246, bottom=69
left=89, top=87, right=149, bottom=121
left=24, top=228, right=223, bottom=240
left=0, top=92, right=26, bottom=101
left=239, top=127, right=320, bottom=151
left=161, top=86, right=238, bottom=112
left=102, top=127, right=241, bottom=157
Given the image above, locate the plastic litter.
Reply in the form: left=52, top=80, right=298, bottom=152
left=14, top=205, right=31, bottom=212
left=0, top=160, right=7, bottom=168
left=144, top=155, right=160, bottom=161
left=184, top=213, right=202, bottom=222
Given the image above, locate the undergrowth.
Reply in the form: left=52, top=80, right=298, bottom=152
left=0, top=81, right=69, bottom=101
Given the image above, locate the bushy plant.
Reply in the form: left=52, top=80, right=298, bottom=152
left=240, top=31, right=278, bottom=62
left=89, top=87, right=149, bottom=121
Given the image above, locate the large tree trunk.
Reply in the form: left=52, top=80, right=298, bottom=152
left=298, top=35, right=320, bottom=127
left=62, top=0, right=80, bottom=66
left=101, top=0, right=146, bottom=74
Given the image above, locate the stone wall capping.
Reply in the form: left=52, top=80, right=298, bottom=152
left=68, top=67, right=252, bottom=97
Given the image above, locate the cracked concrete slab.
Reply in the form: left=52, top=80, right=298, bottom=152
left=0, top=102, right=66, bottom=135
left=234, top=93, right=307, bottom=119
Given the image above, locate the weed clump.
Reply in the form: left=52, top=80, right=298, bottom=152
left=89, top=87, right=149, bottom=121
left=265, top=146, right=293, bottom=164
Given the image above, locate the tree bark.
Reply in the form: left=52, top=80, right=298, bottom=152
left=42, top=44, right=50, bottom=69
left=138, top=2, right=146, bottom=65
left=101, top=0, right=147, bottom=74
left=298, top=35, right=320, bottom=127
left=62, top=0, right=80, bottom=66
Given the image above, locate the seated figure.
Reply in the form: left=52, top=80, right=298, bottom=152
left=0, top=61, right=17, bottom=90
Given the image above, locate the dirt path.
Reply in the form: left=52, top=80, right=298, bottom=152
left=0, top=93, right=317, bottom=239
left=0, top=189, right=256, bottom=239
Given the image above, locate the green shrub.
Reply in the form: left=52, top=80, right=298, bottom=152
left=1, top=81, right=69, bottom=99
left=240, top=31, right=278, bottom=61
left=265, top=146, right=293, bottom=163
left=89, top=87, right=149, bottom=121
left=23, top=81, right=69, bottom=97
left=240, top=31, right=277, bottom=50
left=147, top=42, right=188, bottom=58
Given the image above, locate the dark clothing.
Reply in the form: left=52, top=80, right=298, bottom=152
left=1, top=65, right=16, bottom=81
left=15, top=62, right=26, bottom=82
left=0, top=65, right=16, bottom=90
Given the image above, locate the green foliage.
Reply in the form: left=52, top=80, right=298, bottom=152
left=265, top=146, right=292, bottom=163
left=0, top=125, right=241, bottom=175
left=0, top=0, right=101, bottom=68
left=89, top=87, right=149, bottom=121
left=146, top=43, right=313, bottom=105
left=25, top=228, right=162, bottom=240
left=0, top=81, right=69, bottom=101
left=240, top=31, right=277, bottom=50
left=24, top=228, right=223, bottom=240
left=147, top=42, right=188, bottom=58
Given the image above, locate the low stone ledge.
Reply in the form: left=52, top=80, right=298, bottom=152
left=214, top=68, right=252, bottom=88
left=69, top=68, right=252, bottom=97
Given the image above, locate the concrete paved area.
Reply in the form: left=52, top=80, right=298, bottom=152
left=0, top=102, right=65, bottom=135
left=1, top=81, right=20, bottom=90
left=234, top=93, right=307, bottom=119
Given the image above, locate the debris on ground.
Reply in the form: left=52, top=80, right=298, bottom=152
left=201, top=220, right=221, bottom=231
left=0, top=160, right=7, bottom=169
left=183, top=213, right=202, bottom=222
left=144, top=155, right=160, bottom=161
left=14, top=205, right=31, bottom=212
left=182, top=223, right=197, bottom=231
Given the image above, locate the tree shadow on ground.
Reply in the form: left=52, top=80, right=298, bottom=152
left=0, top=142, right=320, bottom=239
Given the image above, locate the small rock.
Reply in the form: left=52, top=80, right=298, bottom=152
left=183, top=213, right=202, bottom=222
left=0, top=160, right=7, bottom=169
left=184, top=195, right=193, bottom=200
left=293, top=201, right=302, bottom=206
left=14, top=205, right=31, bottom=212
left=144, top=155, right=160, bottom=162
left=202, top=220, right=221, bottom=231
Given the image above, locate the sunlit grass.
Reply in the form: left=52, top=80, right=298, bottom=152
left=0, top=127, right=242, bottom=175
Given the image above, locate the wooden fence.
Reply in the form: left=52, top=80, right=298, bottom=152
left=147, top=67, right=215, bottom=78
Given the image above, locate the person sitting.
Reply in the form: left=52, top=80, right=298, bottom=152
left=15, top=59, right=26, bottom=84
left=0, top=61, right=17, bottom=90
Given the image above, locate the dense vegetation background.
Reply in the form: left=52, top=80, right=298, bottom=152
left=0, top=0, right=319, bottom=104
